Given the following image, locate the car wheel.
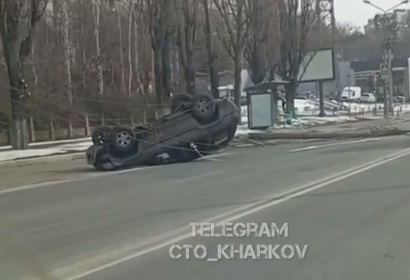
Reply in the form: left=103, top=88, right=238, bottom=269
left=110, top=126, right=137, bottom=155
left=171, top=93, right=193, bottom=112
left=192, top=94, right=216, bottom=122
left=92, top=126, right=112, bottom=145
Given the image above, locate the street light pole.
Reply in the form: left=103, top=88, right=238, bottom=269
left=388, top=47, right=394, bottom=115
left=363, top=0, right=409, bottom=116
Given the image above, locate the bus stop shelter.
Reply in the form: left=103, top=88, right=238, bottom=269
left=244, top=80, right=290, bottom=129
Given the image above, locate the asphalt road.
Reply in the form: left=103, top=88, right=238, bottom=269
left=1, top=136, right=410, bottom=279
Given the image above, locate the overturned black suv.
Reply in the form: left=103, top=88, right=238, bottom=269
left=86, top=93, right=240, bottom=170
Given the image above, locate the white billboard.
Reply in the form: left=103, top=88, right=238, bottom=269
left=298, top=48, right=335, bottom=82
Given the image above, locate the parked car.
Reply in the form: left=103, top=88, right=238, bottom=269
left=394, top=96, right=405, bottom=103
left=360, top=93, right=376, bottom=103
left=86, top=94, right=240, bottom=171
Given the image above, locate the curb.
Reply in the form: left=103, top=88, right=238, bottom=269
left=0, top=152, right=86, bottom=168
left=0, top=140, right=245, bottom=168
left=248, top=129, right=410, bottom=141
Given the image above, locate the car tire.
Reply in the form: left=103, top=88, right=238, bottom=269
left=171, top=93, right=193, bottom=112
left=110, top=126, right=137, bottom=155
left=192, top=94, right=216, bottom=122
left=92, top=126, right=112, bottom=145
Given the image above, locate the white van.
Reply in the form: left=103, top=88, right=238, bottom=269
left=341, top=87, right=362, bottom=101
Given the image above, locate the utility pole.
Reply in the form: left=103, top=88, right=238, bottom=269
left=329, top=0, right=341, bottom=98
left=364, top=0, right=409, bottom=116
left=382, top=16, right=395, bottom=116
left=388, top=47, right=394, bottom=115
left=382, top=33, right=392, bottom=117
left=315, top=0, right=339, bottom=117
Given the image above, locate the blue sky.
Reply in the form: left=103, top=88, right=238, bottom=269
left=335, top=0, right=410, bottom=28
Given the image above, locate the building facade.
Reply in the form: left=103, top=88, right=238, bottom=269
left=350, top=58, right=410, bottom=100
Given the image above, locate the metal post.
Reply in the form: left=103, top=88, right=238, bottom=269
left=388, top=48, right=394, bottom=115
left=383, top=35, right=391, bottom=117
left=383, top=80, right=388, bottom=118
left=318, top=81, right=325, bottom=116
left=348, top=85, right=352, bottom=122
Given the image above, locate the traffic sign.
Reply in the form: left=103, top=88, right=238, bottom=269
left=380, top=63, right=388, bottom=73
left=380, top=63, right=389, bottom=80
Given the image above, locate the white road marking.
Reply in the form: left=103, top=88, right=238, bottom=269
left=289, top=138, right=381, bottom=153
left=60, top=147, right=410, bottom=280
left=0, top=166, right=154, bottom=196
left=0, top=152, right=232, bottom=196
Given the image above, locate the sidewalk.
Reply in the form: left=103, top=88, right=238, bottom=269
left=1, top=104, right=410, bottom=165
left=0, top=141, right=90, bottom=163
left=247, top=117, right=410, bottom=141
left=236, top=112, right=386, bottom=137
left=0, top=137, right=90, bottom=151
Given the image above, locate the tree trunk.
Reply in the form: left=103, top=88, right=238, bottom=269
left=2, top=41, right=29, bottom=149
left=82, top=49, right=87, bottom=95
left=233, top=53, right=242, bottom=109
left=177, top=24, right=196, bottom=95
left=233, top=7, right=244, bottom=110
left=161, top=0, right=173, bottom=100
left=153, top=47, right=164, bottom=104
left=0, top=0, right=47, bottom=149
left=127, top=0, right=134, bottom=97
left=117, top=1, right=126, bottom=95
left=133, top=13, right=144, bottom=96
left=285, top=83, right=296, bottom=115
left=248, top=41, right=266, bottom=84
left=92, top=0, right=104, bottom=96
left=184, top=67, right=195, bottom=95
left=62, top=0, right=73, bottom=137
left=203, top=0, right=219, bottom=98
left=162, top=36, right=172, bottom=101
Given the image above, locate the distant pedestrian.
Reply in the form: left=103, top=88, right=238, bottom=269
left=282, top=97, right=286, bottom=113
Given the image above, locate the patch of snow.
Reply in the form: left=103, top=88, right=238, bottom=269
left=0, top=142, right=90, bottom=162
left=298, top=115, right=355, bottom=126
left=0, top=137, right=91, bottom=151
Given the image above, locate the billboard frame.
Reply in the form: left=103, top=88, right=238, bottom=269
left=298, top=47, right=336, bottom=83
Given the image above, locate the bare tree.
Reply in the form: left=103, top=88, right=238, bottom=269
left=127, top=0, right=135, bottom=97
left=143, top=0, right=176, bottom=109
left=213, top=0, right=250, bottom=108
left=116, top=0, right=126, bottom=95
left=244, top=0, right=275, bottom=84
left=61, top=0, right=74, bottom=137
left=176, top=0, right=199, bottom=95
left=275, top=0, right=316, bottom=115
left=202, top=0, right=219, bottom=98
left=92, top=0, right=104, bottom=97
left=0, top=0, right=244, bottom=144
left=0, top=0, right=48, bottom=149
left=133, top=0, right=147, bottom=96
left=161, top=0, right=174, bottom=101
